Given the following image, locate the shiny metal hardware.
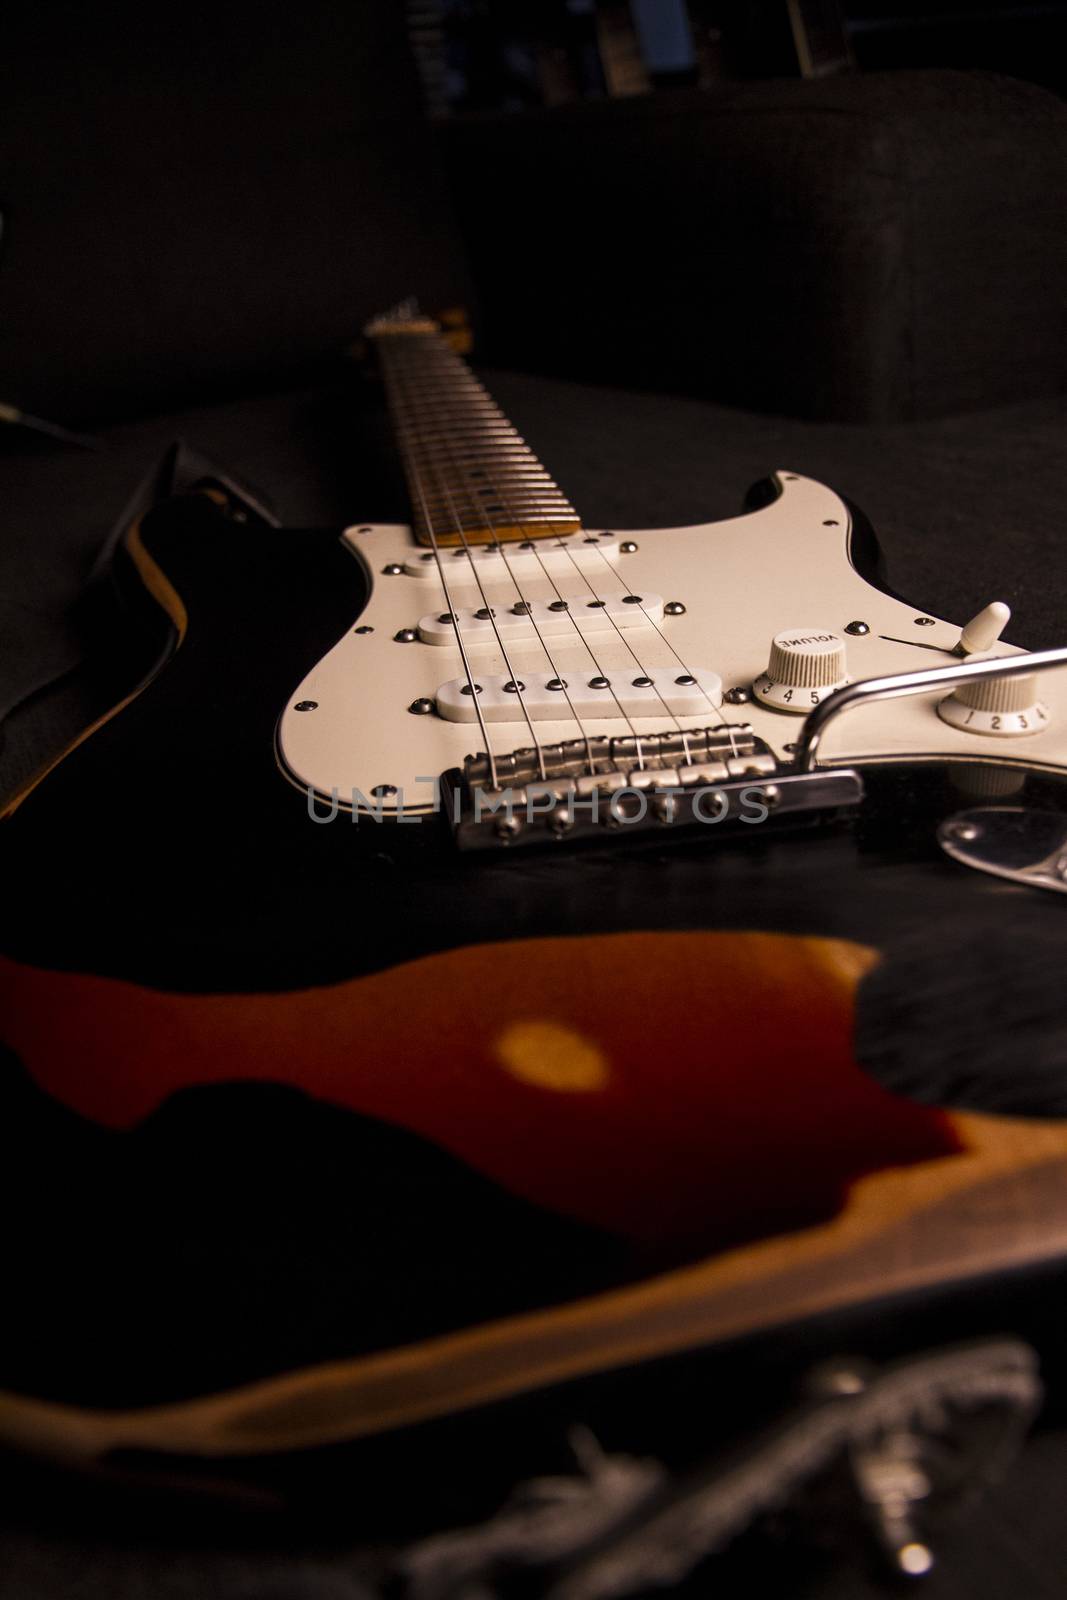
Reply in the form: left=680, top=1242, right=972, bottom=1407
left=939, top=807, right=1067, bottom=894
left=794, top=645, right=1067, bottom=771
left=448, top=727, right=861, bottom=851
left=400, top=1340, right=1040, bottom=1600
left=462, top=726, right=767, bottom=788
left=852, top=1432, right=935, bottom=1577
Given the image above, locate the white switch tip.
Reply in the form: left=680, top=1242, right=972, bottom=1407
left=959, top=601, right=1011, bottom=656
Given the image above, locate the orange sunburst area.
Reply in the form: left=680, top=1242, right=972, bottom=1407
left=0, top=931, right=960, bottom=1252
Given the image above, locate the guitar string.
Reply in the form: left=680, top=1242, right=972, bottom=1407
left=385, top=343, right=551, bottom=783
left=578, top=539, right=746, bottom=755
left=388, top=340, right=601, bottom=774
left=400, top=344, right=658, bottom=766
left=417, top=346, right=715, bottom=765
left=385, top=340, right=590, bottom=781
left=419, top=336, right=745, bottom=747
left=389, top=333, right=743, bottom=783
left=389, top=344, right=597, bottom=772
left=457, top=421, right=712, bottom=769
left=420, top=429, right=635, bottom=762
left=397, top=424, right=550, bottom=782
left=400, top=335, right=749, bottom=765
left=530, top=533, right=699, bottom=767
left=377, top=337, right=504, bottom=789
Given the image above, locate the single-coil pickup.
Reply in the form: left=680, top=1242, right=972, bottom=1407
left=418, top=593, right=664, bottom=646
left=436, top=667, right=723, bottom=723
left=403, top=533, right=620, bottom=580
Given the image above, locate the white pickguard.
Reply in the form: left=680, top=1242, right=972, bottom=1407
left=277, top=474, right=1067, bottom=814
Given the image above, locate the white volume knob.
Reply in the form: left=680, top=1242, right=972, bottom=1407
left=753, top=629, right=849, bottom=714
left=938, top=658, right=1050, bottom=737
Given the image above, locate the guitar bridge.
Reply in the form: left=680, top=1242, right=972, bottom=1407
left=445, top=727, right=863, bottom=850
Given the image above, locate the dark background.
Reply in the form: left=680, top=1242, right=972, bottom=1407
left=1, top=4, right=1066, bottom=1598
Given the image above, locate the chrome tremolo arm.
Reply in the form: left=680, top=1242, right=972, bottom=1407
left=794, top=646, right=1067, bottom=772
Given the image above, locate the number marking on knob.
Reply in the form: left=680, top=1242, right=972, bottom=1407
left=753, top=629, right=850, bottom=715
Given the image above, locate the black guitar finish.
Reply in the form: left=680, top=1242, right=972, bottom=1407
left=4, top=486, right=1064, bottom=1036
left=2, top=483, right=1066, bottom=1430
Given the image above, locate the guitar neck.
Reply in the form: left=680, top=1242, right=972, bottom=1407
left=371, top=322, right=582, bottom=548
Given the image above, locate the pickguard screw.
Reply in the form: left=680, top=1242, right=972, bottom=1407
left=382, top=563, right=404, bottom=575
left=394, top=628, right=418, bottom=643
left=495, top=816, right=522, bottom=841
left=409, top=698, right=435, bottom=716
left=724, top=686, right=751, bottom=704
left=294, top=700, right=318, bottom=712
left=783, top=741, right=798, bottom=753
left=845, top=620, right=870, bottom=635
left=620, top=541, right=639, bottom=553
left=915, top=616, right=936, bottom=626
left=371, top=784, right=398, bottom=797
left=354, top=625, right=373, bottom=634
left=665, top=601, right=686, bottom=615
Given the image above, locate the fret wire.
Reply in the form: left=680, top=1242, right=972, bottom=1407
left=383, top=339, right=579, bottom=538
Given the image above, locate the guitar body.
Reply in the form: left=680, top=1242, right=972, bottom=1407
left=4, top=470, right=1067, bottom=1507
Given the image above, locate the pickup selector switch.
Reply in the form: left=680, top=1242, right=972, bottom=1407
left=937, top=661, right=1050, bottom=736
left=753, top=629, right=849, bottom=714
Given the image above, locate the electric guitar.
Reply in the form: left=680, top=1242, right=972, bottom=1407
left=2, top=310, right=1067, bottom=1548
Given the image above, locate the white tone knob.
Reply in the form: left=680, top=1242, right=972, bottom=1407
left=937, top=655, right=1050, bottom=736
left=956, top=601, right=1011, bottom=656
left=753, top=628, right=849, bottom=714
